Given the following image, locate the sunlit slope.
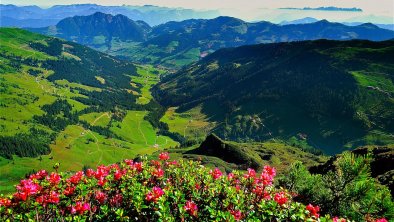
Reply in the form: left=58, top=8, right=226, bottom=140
left=0, top=28, right=178, bottom=193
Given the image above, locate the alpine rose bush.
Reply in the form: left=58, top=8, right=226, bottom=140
left=0, top=153, right=388, bottom=221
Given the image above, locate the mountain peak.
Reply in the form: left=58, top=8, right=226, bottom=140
left=357, top=22, right=379, bottom=28
left=211, top=16, right=245, bottom=23
left=55, top=12, right=151, bottom=43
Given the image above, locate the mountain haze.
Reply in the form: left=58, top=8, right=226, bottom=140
left=0, top=4, right=219, bottom=27
left=31, top=13, right=394, bottom=68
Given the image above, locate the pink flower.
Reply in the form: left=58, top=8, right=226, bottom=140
left=333, top=217, right=347, bottom=222
left=376, top=219, right=388, bottom=222
left=0, top=198, right=11, bottom=207
left=166, top=160, right=178, bottom=166
left=244, top=168, right=256, bottom=179
left=63, top=186, right=75, bottom=196
left=145, top=192, right=154, bottom=202
left=263, top=166, right=276, bottom=178
left=152, top=168, right=164, bottom=178
left=48, top=191, right=60, bottom=204
left=16, top=179, right=41, bottom=199
left=13, top=192, right=28, bottom=201
left=36, top=195, right=45, bottom=206
left=259, top=166, right=276, bottom=186
left=109, top=163, right=120, bottom=170
left=153, top=186, right=165, bottom=197
left=46, top=172, right=61, bottom=185
left=72, top=202, right=90, bottom=215
left=67, top=171, right=84, bottom=185
left=159, top=152, right=170, bottom=160
left=253, top=185, right=271, bottom=200
left=306, top=204, right=320, bottom=218
left=274, top=191, right=288, bottom=206
left=114, top=170, right=123, bottom=180
left=230, top=210, right=242, bottom=221
left=95, top=165, right=109, bottom=180
left=146, top=186, right=165, bottom=202
left=210, top=168, right=222, bottom=179
left=124, top=159, right=133, bottom=166
left=36, top=191, right=59, bottom=206
left=95, top=191, right=107, bottom=204
left=184, top=200, right=198, bottom=217
left=134, top=162, right=143, bottom=172
left=30, top=170, right=48, bottom=180
left=151, top=160, right=161, bottom=167
left=97, top=178, right=107, bottom=186
left=86, top=169, right=95, bottom=177
left=227, top=173, right=235, bottom=180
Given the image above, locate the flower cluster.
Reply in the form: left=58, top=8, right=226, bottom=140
left=0, top=152, right=389, bottom=221
left=145, top=186, right=164, bottom=203
left=306, top=204, right=320, bottom=218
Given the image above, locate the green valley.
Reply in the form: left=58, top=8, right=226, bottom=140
left=0, top=28, right=334, bottom=194
left=0, top=28, right=179, bottom=193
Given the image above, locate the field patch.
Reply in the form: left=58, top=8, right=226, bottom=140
left=160, top=106, right=213, bottom=141
left=130, top=65, right=164, bottom=105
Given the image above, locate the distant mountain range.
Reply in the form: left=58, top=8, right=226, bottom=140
left=30, top=12, right=394, bottom=68
left=280, top=17, right=394, bottom=31
left=154, top=39, right=394, bottom=154
left=0, top=4, right=220, bottom=27
left=280, top=7, right=363, bottom=12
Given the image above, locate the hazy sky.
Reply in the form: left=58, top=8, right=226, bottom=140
left=2, top=0, right=394, bottom=23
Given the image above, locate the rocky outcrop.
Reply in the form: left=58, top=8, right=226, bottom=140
left=186, top=134, right=262, bottom=170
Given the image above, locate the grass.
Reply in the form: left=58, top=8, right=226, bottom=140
left=0, top=124, right=158, bottom=194
left=79, top=112, right=111, bottom=127
left=351, top=71, right=394, bottom=93
left=160, top=106, right=213, bottom=140
left=55, top=79, right=102, bottom=92
left=0, top=28, right=56, bottom=60
left=110, top=110, right=179, bottom=149
left=130, top=65, right=165, bottom=105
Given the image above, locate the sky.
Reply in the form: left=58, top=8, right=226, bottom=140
left=2, top=0, right=394, bottom=23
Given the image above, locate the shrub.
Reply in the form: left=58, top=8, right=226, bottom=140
left=0, top=153, right=388, bottom=221
left=279, top=152, right=394, bottom=221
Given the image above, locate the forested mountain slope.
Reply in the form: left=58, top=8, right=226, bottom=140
left=154, top=39, right=394, bottom=154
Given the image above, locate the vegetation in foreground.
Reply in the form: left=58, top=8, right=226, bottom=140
left=280, top=152, right=393, bottom=221
left=0, top=152, right=391, bottom=221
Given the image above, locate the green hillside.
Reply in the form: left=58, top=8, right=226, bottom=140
left=154, top=40, right=394, bottom=154
left=0, top=28, right=179, bottom=193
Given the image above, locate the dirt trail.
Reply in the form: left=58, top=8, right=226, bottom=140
left=55, top=112, right=111, bottom=166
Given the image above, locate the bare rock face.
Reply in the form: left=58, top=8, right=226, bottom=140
left=310, top=146, right=394, bottom=196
